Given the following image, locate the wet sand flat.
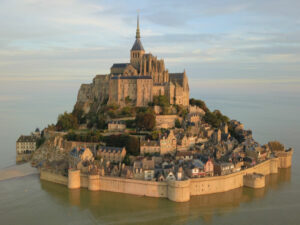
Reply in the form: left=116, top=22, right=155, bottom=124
left=0, top=163, right=38, bottom=181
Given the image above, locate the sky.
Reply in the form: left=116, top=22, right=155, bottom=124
left=0, top=0, right=300, bottom=87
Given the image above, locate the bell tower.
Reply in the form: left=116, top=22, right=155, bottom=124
left=130, top=14, right=145, bottom=71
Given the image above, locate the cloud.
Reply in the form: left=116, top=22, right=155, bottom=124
left=0, top=0, right=299, bottom=81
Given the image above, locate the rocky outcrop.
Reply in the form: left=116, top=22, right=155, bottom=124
left=74, top=74, right=110, bottom=114
left=31, top=132, right=98, bottom=168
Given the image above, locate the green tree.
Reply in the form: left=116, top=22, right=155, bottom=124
left=96, top=115, right=107, bottom=130
left=125, top=96, right=132, bottom=105
left=125, top=120, right=135, bottom=128
left=189, top=98, right=209, bottom=112
left=136, top=112, right=156, bottom=131
left=36, top=137, right=46, bottom=148
left=175, top=119, right=181, bottom=128
left=122, top=154, right=131, bottom=165
left=56, top=112, right=79, bottom=131
left=268, top=141, right=284, bottom=152
left=103, top=134, right=140, bottom=156
left=72, top=108, right=86, bottom=124
left=204, top=110, right=229, bottom=128
left=153, top=95, right=170, bottom=107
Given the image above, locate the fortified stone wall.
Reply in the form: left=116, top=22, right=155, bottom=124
left=156, top=115, right=179, bottom=129
left=40, top=169, right=68, bottom=186
left=16, top=154, right=32, bottom=163
left=40, top=155, right=292, bottom=202
left=275, top=149, right=293, bottom=168
left=243, top=173, right=265, bottom=188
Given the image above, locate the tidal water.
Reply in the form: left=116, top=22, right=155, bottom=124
left=0, top=77, right=300, bottom=225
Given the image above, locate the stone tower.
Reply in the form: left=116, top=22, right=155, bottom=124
left=130, top=14, right=145, bottom=70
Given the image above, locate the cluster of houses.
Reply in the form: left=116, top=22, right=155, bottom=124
left=18, top=103, right=273, bottom=182
left=20, top=102, right=274, bottom=182
left=65, top=105, right=273, bottom=181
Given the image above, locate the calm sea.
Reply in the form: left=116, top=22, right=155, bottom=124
left=0, top=77, right=299, bottom=225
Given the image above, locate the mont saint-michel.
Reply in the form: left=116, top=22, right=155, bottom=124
left=17, top=17, right=293, bottom=202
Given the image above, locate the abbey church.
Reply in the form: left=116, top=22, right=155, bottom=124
left=76, top=16, right=190, bottom=113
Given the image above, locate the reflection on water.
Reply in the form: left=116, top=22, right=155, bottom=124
left=40, top=168, right=291, bottom=225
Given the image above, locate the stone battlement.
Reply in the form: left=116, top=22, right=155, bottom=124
left=40, top=153, right=292, bottom=202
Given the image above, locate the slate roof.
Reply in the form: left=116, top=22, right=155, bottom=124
left=169, top=73, right=185, bottom=86
left=169, top=73, right=184, bottom=79
left=111, top=75, right=152, bottom=80
left=131, top=38, right=144, bottom=51
left=98, top=146, right=125, bottom=153
left=70, top=147, right=86, bottom=158
left=17, top=135, right=37, bottom=143
left=141, top=139, right=159, bottom=146
left=108, top=120, right=125, bottom=124
left=111, top=63, right=129, bottom=69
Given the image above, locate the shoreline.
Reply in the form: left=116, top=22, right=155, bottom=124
left=0, top=162, right=38, bottom=182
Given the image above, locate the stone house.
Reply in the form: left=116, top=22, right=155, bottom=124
left=142, top=157, right=155, bottom=170
left=156, top=172, right=165, bottom=182
left=69, top=147, right=94, bottom=169
left=165, top=171, right=176, bottom=181
left=16, top=135, right=37, bottom=154
left=140, top=139, right=160, bottom=155
left=212, top=129, right=221, bottom=144
left=188, top=113, right=201, bottom=124
left=203, top=158, right=214, bottom=176
left=175, top=151, right=193, bottom=161
left=97, top=146, right=126, bottom=163
left=144, top=170, right=155, bottom=180
left=133, top=160, right=144, bottom=179
left=140, top=130, right=177, bottom=155
left=214, top=162, right=234, bottom=176
left=159, top=130, right=177, bottom=154
left=121, top=166, right=134, bottom=179
left=177, top=134, right=196, bottom=151
left=186, top=159, right=206, bottom=178
left=108, top=120, right=126, bottom=132
left=186, top=166, right=205, bottom=178
left=176, top=167, right=184, bottom=181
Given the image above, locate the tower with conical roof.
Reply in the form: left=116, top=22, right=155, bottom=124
left=130, top=14, right=145, bottom=71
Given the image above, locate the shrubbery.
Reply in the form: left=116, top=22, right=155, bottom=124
left=56, top=112, right=79, bottom=131
left=175, top=119, right=182, bottom=128
left=204, top=110, right=229, bottom=128
left=65, top=130, right=103, bottom=142
left=152, top=95, right=170, bottom=107
left=103, top=134, right=140, bottom=156
left=136, top=111, right=156, bottom=131
left=268, top=141, right=284, bottom=152
left=189, top=98, right=209, bottom=112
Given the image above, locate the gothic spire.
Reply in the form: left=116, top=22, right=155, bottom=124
left=131, top=13, right=144, bottom=51
left=136, top=13, right=141, bottom=39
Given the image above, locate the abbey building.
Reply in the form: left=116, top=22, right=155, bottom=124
left=76, top=16, right=189, bottom=112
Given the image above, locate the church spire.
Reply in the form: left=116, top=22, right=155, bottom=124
left=131, top=13, right=144, bottom=51
left=136, top=13, right=141, bottom=39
